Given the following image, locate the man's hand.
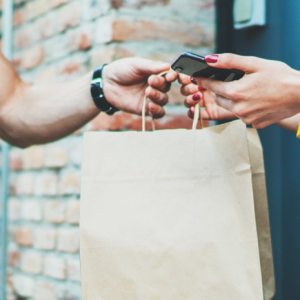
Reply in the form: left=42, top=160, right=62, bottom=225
left=0, top=52, right=179, bottom=147
left=179, top=74, right=236, bottom=121
left=193, top=53, right=300, bottom=129
left=103, top=57, right=178, bottom=119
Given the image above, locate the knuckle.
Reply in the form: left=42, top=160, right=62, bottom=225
left=222, top=86, right=234, bottom=99
left=225, top=53, right=236, bottom=68
left=161, top=95, right=168, bottom=106
left=232, top=105, right=245, bottom=118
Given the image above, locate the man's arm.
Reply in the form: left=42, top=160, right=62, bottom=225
left=0, top=52, right=174, bottom=147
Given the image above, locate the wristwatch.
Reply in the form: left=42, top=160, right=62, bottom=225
left=90, top=65, right=119, bottom=115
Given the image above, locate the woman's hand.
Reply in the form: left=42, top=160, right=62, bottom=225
left=179, top=74, right=236, bottom=121
left=192, top=53, right=300, bottom=129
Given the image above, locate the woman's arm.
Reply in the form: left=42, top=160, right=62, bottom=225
left=179, top=74, right=300, bottom=134
left=276, top=114, right=300, bottom=133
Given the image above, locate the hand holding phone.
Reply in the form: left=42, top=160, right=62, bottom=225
left=171, top=52, right=245, bottom=82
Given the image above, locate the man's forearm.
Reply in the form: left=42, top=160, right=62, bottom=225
left=0, top=53, right=172, bottom=148
left=0, top=71, right=99, bottom=147
left=0, top=52, right=100, bottom=147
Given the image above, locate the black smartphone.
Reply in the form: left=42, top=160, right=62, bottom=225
left=171, top=52, right=245, bottom=82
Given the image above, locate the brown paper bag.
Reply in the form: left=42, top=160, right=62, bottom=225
left=247, top=129, right=275, bottom=300
left=80, top=120, right=275, bottom=300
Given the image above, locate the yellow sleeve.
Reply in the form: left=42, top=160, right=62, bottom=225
left=297, top=123, right=300, bottom=138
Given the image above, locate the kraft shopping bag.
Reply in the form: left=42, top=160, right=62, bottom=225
left=80, top=119, right=275, bottom=300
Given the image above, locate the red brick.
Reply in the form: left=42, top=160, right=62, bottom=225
left=155, top=113, right=208, bottom=130
left=21, top=45, right=44, bottom=70
left=12, top=55, right=22, bottom=71
left=14, top=25, right=33, bottom=49
left=44, top=35, right=69, bottom=62
left=25, top=0, right=49, bottom=21
left=34, top=282, right=57, bottom=300
left=57, top=1, right=81, bottom=32
left=110, top=0, right=124, bottom=9
left=59, top=171, right=80, bottom=195
left=87, top=111, right=206, bottom=132
left=113, top=47, right=135, bottom=60
left=9, top=149, right=24, bottom=170
left=34, top=228, right=57, bottom=250
left=50, top=0, right=69, bottom=8
left=23, top=146, right=45, bottom=169
left=44, top=255, right=66, bottom=279
left=57, top=54, right=89, bottom=80
left=44, top=201, right=65, bottom=224
left=35, top=172, right=58, bottom=196
left=68, top=23, right=94, bottom=51
left=66, top=200, right=80, bottom=224
left=57, top=229, right=79, bottom=253
left=59, top=61, right=81, bottom=75
left=67, top=258, right=81, bottom=281
left=21, top=199, right=42, bottom=221
left=8, top=248, right=20, bottom=268
left=198, top=0, right=218, bottom=9
left=35, top=13, right=56, bottom=40
left=21, top=251, right=42, bottom=274
left=90, top=47, right=114, bottom=69
left=139, top=0, right=170, bottom=6
left=112, top=19, right=214, bottom=47
left=45, top=146, right=68, bottom=168
left=8, top=199, right=21, bottom=221
left=13, top=8, right=26, bottom=27
left=15, top=173, right=35, bottom=195
left=15, top=227, right=33, bottom=247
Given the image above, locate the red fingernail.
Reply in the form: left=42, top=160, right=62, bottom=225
left=192, top=93, right=201, bottom=101
left=198, top=86, right=206, bottom=91
left=205, top=54, right=219, bottom=63
left=190, top=77, right=197, bottom=85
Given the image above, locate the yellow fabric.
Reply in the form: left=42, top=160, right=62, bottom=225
left=297, top=123, right=300, bottom=138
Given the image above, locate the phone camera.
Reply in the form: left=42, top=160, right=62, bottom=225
left=174, top=67, right=183, bottom=73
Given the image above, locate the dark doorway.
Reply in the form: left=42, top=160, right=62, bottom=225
left=216, top=1, right=300, bottom=300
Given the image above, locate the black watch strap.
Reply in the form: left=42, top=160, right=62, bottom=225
left=91, top=65, right=119, bottom=115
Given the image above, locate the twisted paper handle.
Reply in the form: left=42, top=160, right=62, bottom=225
left=142, top=71, right=203, bottom=132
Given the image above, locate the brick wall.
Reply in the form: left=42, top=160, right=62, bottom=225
left=2, top=0, right=215, bottom=299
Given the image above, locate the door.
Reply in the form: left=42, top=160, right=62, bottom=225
left=216, top=1, right=300, bottom=300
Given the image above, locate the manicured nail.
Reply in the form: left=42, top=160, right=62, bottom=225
left=198, top=86, right=207, bottom=92
left=205, top=54, right=219, bottom=63
left=190, top=77, right=197, bottom=85
left=192, top=93, right=201, bottom=101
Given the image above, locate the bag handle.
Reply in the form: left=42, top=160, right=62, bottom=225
left=142, top=71, right=203, bottom=132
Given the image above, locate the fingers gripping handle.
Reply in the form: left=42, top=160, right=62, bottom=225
left=142, top=70, right=169, bottom=132
left=142, top=71, right=203, bottom=132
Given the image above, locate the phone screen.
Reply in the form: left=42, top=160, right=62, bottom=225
left=171, top=52, right=245, bottom=82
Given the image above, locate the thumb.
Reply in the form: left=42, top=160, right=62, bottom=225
left=134, top=58, right=171, bottom=75
left=205, top=53, right=260, bottom=74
